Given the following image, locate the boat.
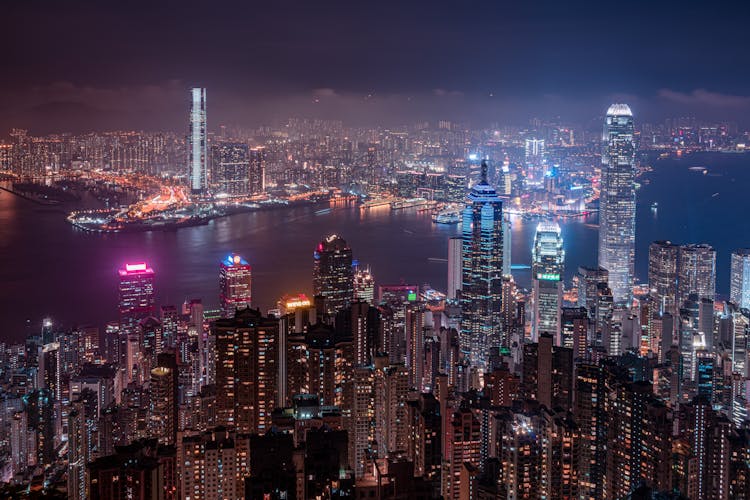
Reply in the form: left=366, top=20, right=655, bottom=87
left=432, top=210, right=461, bottom=224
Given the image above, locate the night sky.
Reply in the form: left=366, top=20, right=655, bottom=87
left=3, top=0, right=750, bottom=133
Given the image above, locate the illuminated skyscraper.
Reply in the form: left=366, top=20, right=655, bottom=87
left=149, top=352, right=177, bottom=446
left=188, top=87, right=207, bottom=194
left=677, top=243, right=716, bottom=305
left=730, top=248, right=750, bottom=309
left=118, top=262, right=155, bottom=337
left=219, top=253, right=252, bottom=318
left=353, top=263, right=375, bottom=304
left=249, top=147, right=266, bottom=195
left=460, top=160, right=504, bottom=370
left=649, top=240, right=679, bottom=315
left=598, top=103, right=636, bottom=305
left=524, top=138, right=545, bottom=179
left=213, top=308, right=279, bottom=434
left=531, top=221, right=564, bottom=343
left=212, top=142, right=249, bottom=195
left=313, top=234, right=355, bottom=316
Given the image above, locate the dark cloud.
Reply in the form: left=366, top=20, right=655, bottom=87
left=2, top=0, right=750, bottom=133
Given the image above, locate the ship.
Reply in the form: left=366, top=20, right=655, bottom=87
left=432, top=209, right=461, bottom=224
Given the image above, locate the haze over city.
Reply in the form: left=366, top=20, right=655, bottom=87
left=3, top=1, right=750, bottom=133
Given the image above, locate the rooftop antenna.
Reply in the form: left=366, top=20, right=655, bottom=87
left=480, top=159, right=488, bottom=184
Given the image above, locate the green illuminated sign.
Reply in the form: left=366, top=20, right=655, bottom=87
left=536, top=273, right=560, bottom=281
left=407, top=291, right=417, bottom=301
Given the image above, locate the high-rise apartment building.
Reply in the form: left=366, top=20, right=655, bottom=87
left=212, top=308, right=279, bottom=434
left=460, top=160, right=504, bottom=370
left=219, top=253, right=252, bottom=318
left=188, top=87, right=208, bottom=194
left=599, top=103, right=636, bottom=305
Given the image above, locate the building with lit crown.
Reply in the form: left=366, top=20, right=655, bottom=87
left=118, top=263, right=155, bottom=338
left=219, top=254, right=252, bottom=318
left=531, top=221, right=564, bottom=343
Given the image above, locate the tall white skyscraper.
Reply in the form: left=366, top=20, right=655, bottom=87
left=188, top=87, right=208, bottom=194
left=598, top=104, right=636, bottom=305
left=447, top=237, right=462, bottom=300
left=730, top=249, right=750, bottom=309
left=531, top=221, right=564, bottom=343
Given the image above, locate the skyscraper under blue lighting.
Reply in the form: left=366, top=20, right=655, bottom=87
left=460, top=160, right=504, bottom=371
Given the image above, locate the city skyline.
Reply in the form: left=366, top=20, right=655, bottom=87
left=4, top=3, right=750, bottom=498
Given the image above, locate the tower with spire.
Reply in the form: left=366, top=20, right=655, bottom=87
left=459, top=160, right=505, bottom=373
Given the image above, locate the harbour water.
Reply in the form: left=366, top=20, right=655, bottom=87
left=1, top=152, right=748, bottom=341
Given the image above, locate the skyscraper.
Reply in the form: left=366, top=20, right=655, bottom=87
left=460, top=160, right=504, bottom=371
left=118, top=262, right=155, bottom=337
left=731, top=249, right=750, bottom=309
left=212, top=142, right=249, bottom=195
left=249, top=147, right=266, bottom=195
left=219, top=253, right=252, bottom=318
left=531, top=221, right=564, bottom=343
left=677, top=243, right=716, bottom=305
left=649, top=240, right=679, bottom=315
left=353, top=264, right=375, bottom=304
left=213, top=308, right=279, bottom=434
left=188, top=87, right=207, bottom=194
left=313, top=234, right=355, bottom=316
left=598, top=103, right=636, bottom=305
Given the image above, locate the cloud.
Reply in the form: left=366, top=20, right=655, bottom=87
left=658, top=89, right=750, bottom=108
left=312, top=88, right=338, bottom=98
left=433, top=89, right=464, bottom=97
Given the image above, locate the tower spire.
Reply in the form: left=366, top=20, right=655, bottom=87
left=480, top=159, right=488, bottom=184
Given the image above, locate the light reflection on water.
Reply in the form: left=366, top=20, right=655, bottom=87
left=1, top=152, right=748, bottom=340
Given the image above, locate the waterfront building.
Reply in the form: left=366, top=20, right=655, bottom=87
left=313, top=234, right=355, bottom=316
left=248, top=147, right=266, bottom=194
left=219, top=253, right=252, bottom=318
left=212, top=142, right=249, bottom=195
left=598, top=103, right=636, bottom=305
left=730, top=248, right=750, bottom=309
left=188, top=87, right=208, bottom=194
left=460, top=160, right=504, bottom=371
left=531, top=221, right=564, bottom=343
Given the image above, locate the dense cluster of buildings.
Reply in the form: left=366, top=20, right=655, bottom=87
left=2, top=98, right=750, bottom=499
